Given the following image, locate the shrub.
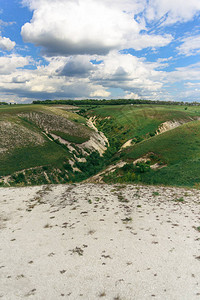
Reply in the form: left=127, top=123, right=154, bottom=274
left=63, top=162, right=73, bottom=171
left=135, top=161, right=150, bottom=173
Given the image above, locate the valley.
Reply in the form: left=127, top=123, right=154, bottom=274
left=1, top=101, right=200, bottom=188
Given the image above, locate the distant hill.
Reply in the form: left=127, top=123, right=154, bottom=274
left=1, top=103, right=200, bottom=188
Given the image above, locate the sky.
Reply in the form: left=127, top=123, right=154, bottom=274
left=0, top=0, right=200, bottom=103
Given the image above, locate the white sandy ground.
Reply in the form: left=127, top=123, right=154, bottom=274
left=0, top=184, right=200, bottom=300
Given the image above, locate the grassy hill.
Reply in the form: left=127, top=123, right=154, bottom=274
left=83, top=104, right=200, bottom=147
left=1, top=102, right=200, bottom=188
left=102, top=120, right=200, bottom=188
left=0, top=104, right=106, bottom=186
left=80, top=104, right=200, bottom=188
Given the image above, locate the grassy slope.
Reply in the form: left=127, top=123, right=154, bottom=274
left=0, top=104, right=85, bottom=123
left=85, top=104, right=200, bottom=147
left=1, top=103, right=200, bottom=188
left=0, top=104, right=90, bottom=177
left=82, top=104, right=200, bottom=187
left=112, top=121, right=200, bottom=187
left=0, top=142, right=68, bottom=176
left=51, top=131, right=89, bottom=144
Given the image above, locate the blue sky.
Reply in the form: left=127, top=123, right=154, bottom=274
left=0, top=0, right=200, bottom=103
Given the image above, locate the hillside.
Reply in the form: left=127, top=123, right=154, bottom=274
left=1, top=103, right=200, bottom=188
left=82, top=104, right=200, bottom=147
left=0, top=104, right=108, bottom=186
left=81, top=104, right=200, bottom=188
left=97, top=121, right=200, bottom=187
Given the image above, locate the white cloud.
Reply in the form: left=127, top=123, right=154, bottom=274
left=128, top=33, right=172, bottom=51
left=0, top=0, right=198, bottom=103
left=0, top=54, right=110, bottom=101
left=157, top=56, right=173, bottom=63
left=21, top=0, right=139, bottom=55
left=0, top=18, right=16, bottom=51
left=185, top=82, right=200, bottom=87
left=21, top=0, right=172, bottom=56
left=145, top=0, right=200, bottom=25
left=124, top=92, right=140, bottom=99
left=0, top=36, right=15, bottom=51
left=167, top=62, right=200, bottom=82
left=0, top=19, right=16, bottom=28
left=90, top=89, right=110, bottom=98
left=57, top=55, right=95, bottom=77
left=0, top=51, right=162, bottom=102
left=1, top=46, right=200, bottom=103
left=91, top=51, right=163, bottom=92
left=0, top=54, right=31, bottom=74
left=177, top=35, right=200, bottom=56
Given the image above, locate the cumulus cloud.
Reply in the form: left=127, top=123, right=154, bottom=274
left=0, top=51, right=164, bottom=102
left=21, top=0, right=200, bottom=58
left=21, top=0, right=173, bottom=57
left=0, top=54, right=110, bottom=101
left=0, top=0, right=197, bottom=104
left=91, top=51, right=163, bottom=93
left=57, top=56, right=95, bottom=77
left=177, top=35, right=200, bottom=56
left=0, top=36, right=15, bottom=51
left=0, top=54, right=31, bottom=74
left=124, top=92, right=140, bottom=99
left=21, top=0, right=138, bottom=55
left=0, top=18, right=16, bottom=51
left=1, top=38, right=200, bottom=103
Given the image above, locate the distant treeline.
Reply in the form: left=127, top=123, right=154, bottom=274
left=0, top=102, right=8, bottom=105
left=33, top=99, right=200, bottom=106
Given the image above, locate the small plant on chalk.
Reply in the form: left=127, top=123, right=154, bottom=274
left=44, top=223, right=51, bottom=228
left=196, top=226, right=200, bottom=232
left=99, top=291, right=106, bottom=297
left=173, top=197, right=184, bottom=203
left=121, top=217, right=132, bottom=223
left=152, top=191, right=159, bottom=196
left=118, top=193, right=129, bottom=203
left=70, top=247, right=84, bottom=256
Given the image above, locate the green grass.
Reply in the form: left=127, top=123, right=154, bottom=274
left=85, top=104, right=200, bottom=148
left=0, top=104, right=92, bottom=185
left=125, top=121, right=200, bottom=163
left=52, top=131, right=89, bottom=144
left=2, top=103, right=200, bottom=188
left=152, top=192, right=160, bottom=196
left=118, top=121, right=200, bottom=187
left=0, top=140, right=69, bottom=176
left=0, top=104, right=87, bottom=124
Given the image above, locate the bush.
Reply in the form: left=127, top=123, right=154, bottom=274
left=133, top=136, right=143, bottom=144
left=12, top=172, right=26, bottom=184
left=63, top=162, right=73, bottom=171
left=121, top=163, right=133, bottom=172
left=135, top=161, right=150, bottom=173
